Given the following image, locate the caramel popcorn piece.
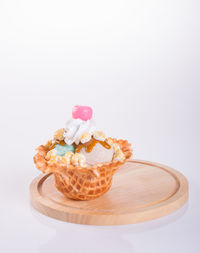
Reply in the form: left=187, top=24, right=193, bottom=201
left=62, top=152, right=74, bottom=165
left=93, top=131, right=106, bottom=142
left=80, top=132, right=92, bottom=144
left=46, top=149, right=57, bottom=162
left=106, top=138, right=113, bottom=146
left=112, top=143, right=121, bottom=152
left=45, top=140, right=53, bottom=150
left=53, top=128, right=66, bottom=141
left=72, top=153, right=87, bottom=167
left=113, top=149, right=125, bottom=161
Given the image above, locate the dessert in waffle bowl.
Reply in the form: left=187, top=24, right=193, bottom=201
left=33, top=106, right=132, bottom=200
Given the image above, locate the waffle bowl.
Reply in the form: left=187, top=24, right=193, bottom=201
left=33, top=138, right=132, bottom=200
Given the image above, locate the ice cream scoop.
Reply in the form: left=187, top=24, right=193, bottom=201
left=78, top=142, right=114, bottom=165
left=54, top=144, right=75, bottom=156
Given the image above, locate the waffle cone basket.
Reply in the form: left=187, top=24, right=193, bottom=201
left=33, top=138, right=132, bottom=200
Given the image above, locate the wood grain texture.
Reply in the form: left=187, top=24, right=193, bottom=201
left=30, top=160, right=188, bottom=225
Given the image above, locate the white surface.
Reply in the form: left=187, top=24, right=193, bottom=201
left=0, top=0, right=200, bottom=252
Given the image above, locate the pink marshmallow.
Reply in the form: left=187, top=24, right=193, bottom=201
left=72, top=105, right=93, bottom=121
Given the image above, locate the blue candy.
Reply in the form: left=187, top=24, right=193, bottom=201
left=54, top=144, right=75, bottom=156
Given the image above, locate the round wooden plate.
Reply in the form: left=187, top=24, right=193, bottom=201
left=30, top=160, right=188, bottom=225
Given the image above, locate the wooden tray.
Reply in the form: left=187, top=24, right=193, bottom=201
left=30, top=160, right=188, bottom=225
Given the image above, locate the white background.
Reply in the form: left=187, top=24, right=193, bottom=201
left=0, top=0, right=200, bottom=252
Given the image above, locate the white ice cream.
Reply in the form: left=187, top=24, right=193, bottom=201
left=79, top=143, right=114, bottom=165
left=64, top=118, right=96, bottom=145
